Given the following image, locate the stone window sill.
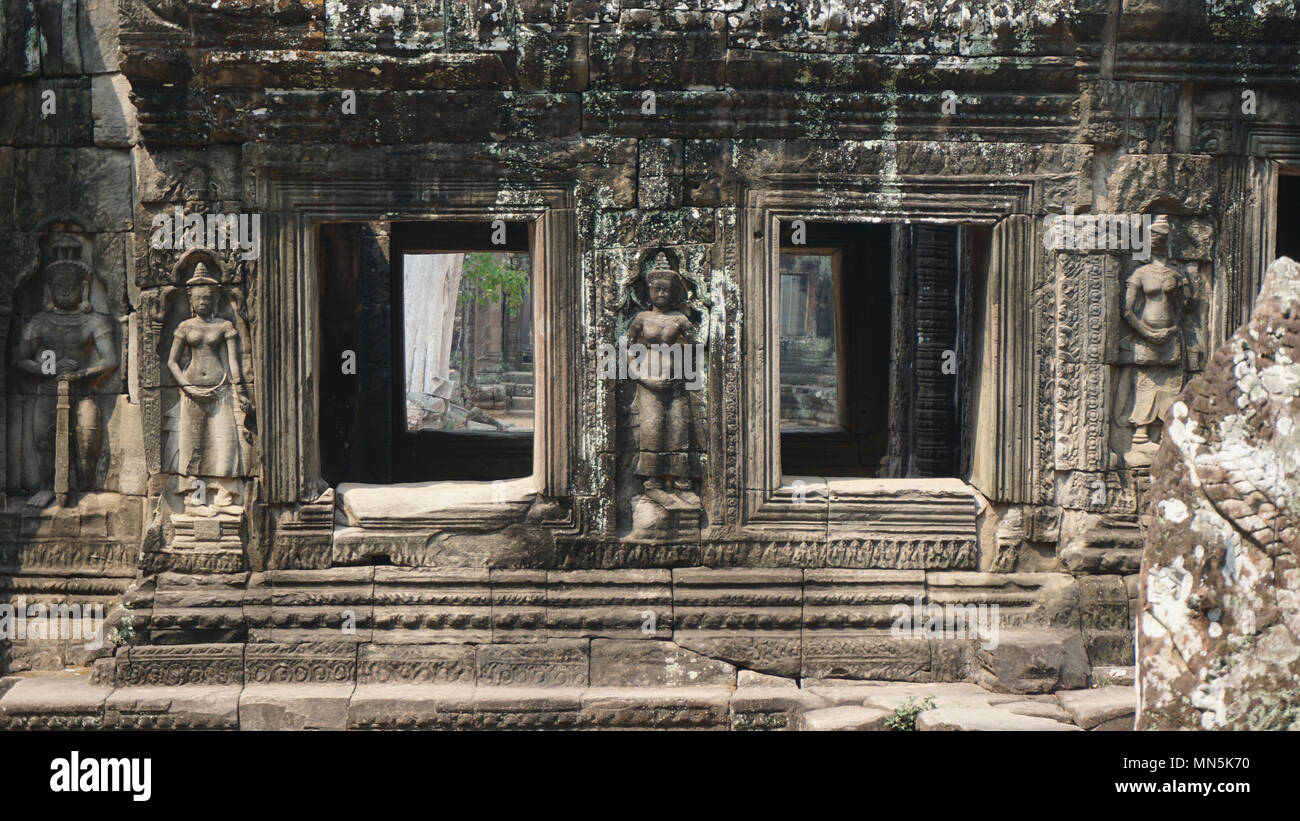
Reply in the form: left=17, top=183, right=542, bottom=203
left=337, top=476, right=537, bottom=531
left=745, top=476, right=979, bottom=542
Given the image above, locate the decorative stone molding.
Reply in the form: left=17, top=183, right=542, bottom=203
left=115, top=643, right=244, bottom=687
left=103, top=566, right=1091, bottom=686
left=244, top=642, right=356, bottom=685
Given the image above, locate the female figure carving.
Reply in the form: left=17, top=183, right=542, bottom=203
left=167, top=264, right=251, bottom=511
left=1114, top=217, right=1185, bottom=466
left=627, top=252, right=700, bottom=510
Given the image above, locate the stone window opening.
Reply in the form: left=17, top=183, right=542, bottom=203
left=776, top=220, right=988, bottom=483
left=742, top=188, right=1031, bottom=537
left=318, top=219, right=536, bottom=486
left=1275, top=172, right=1300, bottom=263
left=390, top=221, right=534, bottom=482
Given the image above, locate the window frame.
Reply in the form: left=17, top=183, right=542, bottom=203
left=248, top=154, right=580, bottom=523
left=776, top=224, right=894, bottom=477
left=739, top=180, right=1034, bottom=538
left=388, top=220, right=536, bottom=482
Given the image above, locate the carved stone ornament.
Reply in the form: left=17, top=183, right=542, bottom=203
left=621, top=249, right=704, bottom=540
left=14, top=229, right=119, bottom=508
left=166, top=262, right=253, bottom=517
left=1112, top=216, right=1188, bottom=468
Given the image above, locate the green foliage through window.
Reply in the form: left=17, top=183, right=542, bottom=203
left=459, top=252, right=530, bottom=318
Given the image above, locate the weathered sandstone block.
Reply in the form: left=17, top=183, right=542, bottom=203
left=1138, top=256, right=1300, bottom=730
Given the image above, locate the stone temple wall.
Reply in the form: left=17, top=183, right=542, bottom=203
left=2, top=0, right=1300, bottom=726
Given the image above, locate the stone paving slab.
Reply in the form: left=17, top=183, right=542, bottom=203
left=239, top=683, right=356, bottom=730
left=917, top=706, right=1082, bottom=731
left=801, top=682, right=895, bottom=706
left=1057, top=687, right=1137, bottom=730
left=1092, top=715, right=1136, bottom=731
left=1001, top=700, right=1074, bottom=723
left=105, top=685, right=242, bottom=729
left=0, top=673, right=111, bottom=715
left=851, top=681, right=998, bottom=712
left=800, top=705, right=890, bottom=731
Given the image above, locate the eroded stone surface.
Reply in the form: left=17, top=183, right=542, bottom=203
left=855, top=681, right=995, bottom=712
left=800, top=705, right=890, bottom=731
left=1139, top=257, right=1300, bottom=730
left=1002, top=700, right=1074, bottom=723
left=0, top=672, right=110, bottom=717
left=1057, top=687, right=1136, bottom=730
left=238, top=684, right=355, bottom=730
left=105, top=685, right=242, bottom=729
left=975, top=629, right=1089, bottom=694
left=917, top=707, right=1082, bottom=732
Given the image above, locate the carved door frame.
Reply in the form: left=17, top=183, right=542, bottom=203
left=1220, top=125, right=1300, bottom=345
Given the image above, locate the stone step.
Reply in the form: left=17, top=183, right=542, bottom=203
left=917, top=706, right=1082, bottom=731
left=1057, top=686, right=1137, bottom=730
left=799, top=705, right=890, bottom=731
left=1, top=672, right=1132, bottom=731
left=101, top=567, right=1092, bottom=686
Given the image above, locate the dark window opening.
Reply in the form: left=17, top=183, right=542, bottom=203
left=777, top=221, right=986, bottom=479
left=318, top=220, right=534, bottom=485
left=1277, top=173, right=1300, bottom=264
left=777, top=223, right=890, bottom=476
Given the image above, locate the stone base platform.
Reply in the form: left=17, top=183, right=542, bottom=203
left=1, top=565, right=1137, bottom=731
left=0, top=668, right=1135, bottom=731
left=83, top=567, right=1130, bottom=688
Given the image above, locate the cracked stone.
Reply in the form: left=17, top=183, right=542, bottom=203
left=799, top=705, right=890, bottom=731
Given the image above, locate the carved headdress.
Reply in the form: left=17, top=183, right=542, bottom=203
left=633, top=249, right=705, bottom=325
left=1148, top=215, right=1170, bottom=256
left=644, top=250, right=688, bottom=303
left=42, top=258, right=93, bottom=313
left=646, top=251, right=677, bottom=283
left=186, top=261, right=221, bottom=288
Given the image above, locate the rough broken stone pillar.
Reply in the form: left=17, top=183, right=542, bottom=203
left=1138, top=256, right=1300, bottom=730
